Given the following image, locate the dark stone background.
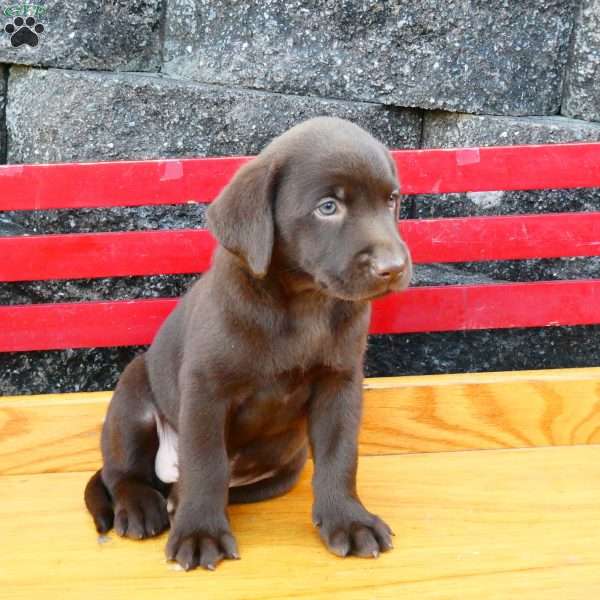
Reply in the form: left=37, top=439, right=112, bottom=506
left=163, top=0, right=577, bottom=115
left=1, top=1, right=600, bottom=395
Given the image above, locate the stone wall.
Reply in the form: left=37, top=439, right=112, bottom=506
left=1, top=0, right=600, bottom=394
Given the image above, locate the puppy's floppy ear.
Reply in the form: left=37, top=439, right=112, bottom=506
left=207, top=157, right=278, bottom=278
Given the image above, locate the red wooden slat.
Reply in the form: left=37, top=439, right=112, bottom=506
left=371, top=280, right=600, bottom=334
left=0, top=156, right=250, bottom=211
left=1, top=143, right=599, bottom=210
left=0, top=298, right=178, bottom=352
left=2, top=212, right=600, bottom=282
left=395, top=143, right=600, bottom=195
left=0, top=230, right=216, bottom=281
left=2, top=280, right=600, bottom=352
left=400, top=212, right=600, bottom=264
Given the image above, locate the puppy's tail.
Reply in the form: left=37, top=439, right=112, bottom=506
left=84, top=469, right=114, bottom=534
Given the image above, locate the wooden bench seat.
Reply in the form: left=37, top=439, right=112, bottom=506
left=4, top=368, right=600, bottom=477
left=3, top=370, right=600, bottom=598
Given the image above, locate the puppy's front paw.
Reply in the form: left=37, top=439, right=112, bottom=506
left=166, top=510, right=239, bottom=571
left=313, top=500, right=394, bottom=558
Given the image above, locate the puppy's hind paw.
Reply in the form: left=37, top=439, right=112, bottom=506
left=113, top=482, right=169, bottom=540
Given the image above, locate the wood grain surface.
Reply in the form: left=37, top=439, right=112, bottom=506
left=3, top=369, right=600, bottom=475
left=2, top=448, right=600, bottom=599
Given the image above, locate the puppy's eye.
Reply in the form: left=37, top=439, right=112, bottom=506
left=315, top=199, right=339, bottom=217
left=387, top=190, right=400, bottom=211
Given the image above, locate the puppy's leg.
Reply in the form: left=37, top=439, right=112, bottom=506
left=166, top=375, right=239, bottom=571
left=229, top=446, right=308, bottom=504
left=308, top=369, right=394, bottom=558
left=86, top=354, right=169, bottom=539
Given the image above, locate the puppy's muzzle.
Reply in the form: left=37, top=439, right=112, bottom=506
left=372, top=255, right=408, bottom=283
left=368, top=243, right=412, bottom=292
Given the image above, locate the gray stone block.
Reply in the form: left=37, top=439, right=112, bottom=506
left=163, top=0, right=576, bottom=116
left=423, top=112, right=600, bottom=147
left=0, top=1, right=162, bottom=71
left=0, top=64, right=5, bottom=164
left=0, top=64, right=10, bottom=236
left=0, top=275, right=197, bottom=306
left=366, top=326, right=600, bottom=379
left=0, top=347, right=143, bottom=395
left=6, top=66, right=421, bottom=164
left=562, top=0, right=600, bottom=122
left=0, top=204, right=207, bottom=241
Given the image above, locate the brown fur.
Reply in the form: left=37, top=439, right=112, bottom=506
left=84, top=117, right=412, bottom=571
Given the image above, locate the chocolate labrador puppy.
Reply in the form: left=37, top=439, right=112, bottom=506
left=85, top=116, right=412, bottom=571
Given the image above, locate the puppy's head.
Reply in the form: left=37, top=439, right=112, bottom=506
left=207, top=117, right=412, bottom=301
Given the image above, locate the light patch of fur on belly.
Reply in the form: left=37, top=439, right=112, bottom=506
left=155, top=415, right=179, bottom=484
left=154, top=414, right=277, bottom=487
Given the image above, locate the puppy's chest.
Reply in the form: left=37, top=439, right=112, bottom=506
left=231, top=318, right=350, bottom=429
left=232, top=371, right=313, bottom=430
left=267, top=308, right=351, bottom=372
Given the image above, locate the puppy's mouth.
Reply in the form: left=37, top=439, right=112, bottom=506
left=315, top=272, right=411, bottom=302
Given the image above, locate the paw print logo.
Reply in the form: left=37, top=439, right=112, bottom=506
left=4, top=16, right=45, bottom=48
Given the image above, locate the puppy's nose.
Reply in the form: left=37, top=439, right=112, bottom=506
left=373, top=256, right=406, bottom=281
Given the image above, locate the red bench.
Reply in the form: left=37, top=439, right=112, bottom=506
left=1, top=142, right=600, bottom=353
